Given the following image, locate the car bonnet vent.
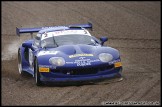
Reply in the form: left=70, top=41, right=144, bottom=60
left=69, top=26, right=82, bottom=29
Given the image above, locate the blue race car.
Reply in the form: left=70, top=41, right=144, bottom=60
left=16, top=22, right=122, bottom=86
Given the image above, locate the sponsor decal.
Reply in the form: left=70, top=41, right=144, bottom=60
left=41, top=26, right=66, bottom=29
left=53, top=30, right=78, bottom=35
left=41, top=30, right=91, bottom=40
left=74, top=58, right=91, bottom=66
left=66, top=57, right=100, bottom=67
left=69, top=54, right=93, bottom=58
left=108, top=59, right=121, bottom=65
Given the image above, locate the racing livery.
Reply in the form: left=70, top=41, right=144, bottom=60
left=16, top=22, right=122, bottom=86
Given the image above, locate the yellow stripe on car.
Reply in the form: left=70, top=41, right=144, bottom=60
left=39, top=67, right=50, bottom=72
left=114, top=62, right=122, bottom=68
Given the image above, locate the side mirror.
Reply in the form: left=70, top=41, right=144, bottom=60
left=100, top=36, right=108, bottom=45
left=22, top=42, right=34, bottom=51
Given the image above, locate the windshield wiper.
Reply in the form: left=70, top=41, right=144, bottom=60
left=53, top=35, right=58, bottom=47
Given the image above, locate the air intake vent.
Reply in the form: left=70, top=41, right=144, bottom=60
left=69, top=26, right=82, bottom=29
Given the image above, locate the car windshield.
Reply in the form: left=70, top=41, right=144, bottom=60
left=41, top=34, right=100, bottom=48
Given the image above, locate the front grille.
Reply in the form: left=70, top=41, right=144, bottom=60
left=51, top=64, right=114, bottom=75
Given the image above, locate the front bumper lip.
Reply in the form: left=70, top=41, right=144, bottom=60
left=40, top=68, right=122, bottom=83
left=41, top=72, right=121, bottom=82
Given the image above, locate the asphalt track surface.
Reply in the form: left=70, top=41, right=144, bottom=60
left=2, top=1, right=161, bottom=105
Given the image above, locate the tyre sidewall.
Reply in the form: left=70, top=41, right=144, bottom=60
left=18, top=48, right=24, bottom=75
left=35, top=59, right=42, bottom=86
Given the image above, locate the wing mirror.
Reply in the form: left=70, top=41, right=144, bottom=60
left=22, top=42, right=34, bottom=51
left=100, top=36, right=108, bottom=45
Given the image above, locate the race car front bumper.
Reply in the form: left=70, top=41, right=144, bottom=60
left=40, top=67, right=122, bottom=84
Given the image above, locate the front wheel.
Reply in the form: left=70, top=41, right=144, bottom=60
left=18, top=48, right=24, bottom=75
left=35, top=59, right=42, bottom=86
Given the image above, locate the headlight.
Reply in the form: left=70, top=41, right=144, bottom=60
left=99, top=53, right=113, bottom=62
left=49, top=57, right=65, bottom=66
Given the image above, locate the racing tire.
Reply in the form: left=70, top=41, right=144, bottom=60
left=18, top=48, right=24, bottom=75
left=35, top=58, right=42, bottom=86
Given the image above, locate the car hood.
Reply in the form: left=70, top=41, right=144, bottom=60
left=38, top=44, right=119, bottom=57
left=37, top=44, right=120, bottom=66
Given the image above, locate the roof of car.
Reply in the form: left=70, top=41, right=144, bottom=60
left=38, top=26, right=68, bottom=34
left=38, top=26, right=88, bottom=34
left=39, top=27, right=91, bottom=40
